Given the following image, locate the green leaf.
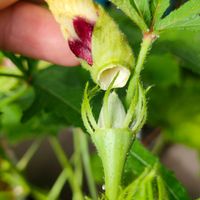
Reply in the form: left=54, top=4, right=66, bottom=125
left=155, top=0, right=200, bottom=31
left=161, top=15, right=200, bottom=31
left=22, top=66, right=89, bottom=129
left=124, top=140, right=190, bottom=200
left=0, top=66, right=21, bottom=93
left=108, top=7, right=142, bottom=48
left=0, top=103, right=65, bottom=142
left=108, top=0, right=148, bottom=31
left=133, top=0, right=151, bottom=25
left=151, top=0, right=170, bottom=26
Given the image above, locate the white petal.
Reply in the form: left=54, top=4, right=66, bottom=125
left=98, top=65, right=130, bottom=90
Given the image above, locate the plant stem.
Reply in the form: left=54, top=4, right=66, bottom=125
left=92, top=129, right=133, bottom=200
left=151, top=132, right=168, bottom=156
left=135, top=34, right=155, bottom=78
left=79, top=129, right=98, bottom=200
left=73, top=128, right=83, bottom=187
left=49, top=136, right=84, bottom=200
left=126, top=32, right=157, bottom=105
left=48, top=169, right=68, bottom=200
left=0, top=73, right=25, bottom=79
left=17, top=140, right=42, bottom=171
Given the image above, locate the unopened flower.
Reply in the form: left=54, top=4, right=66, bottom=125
left=46, top=0, right=97, bottom=65
left=46, top=0, right=135, bottom=90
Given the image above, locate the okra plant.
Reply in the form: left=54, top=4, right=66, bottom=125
left=0, top=0, right=200, bottom=200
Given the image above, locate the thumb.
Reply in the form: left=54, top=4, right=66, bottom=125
left=0, top=0, right=18, bottom=10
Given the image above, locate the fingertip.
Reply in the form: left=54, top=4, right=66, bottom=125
left=0, top=1, right=79, bottom=66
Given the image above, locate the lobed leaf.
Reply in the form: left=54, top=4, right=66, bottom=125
left=155, top=0, right=200, bottom=31
left=133, top=0, right=151, bottom=25
left=22, top=66, right=89, bottom=129
left=158, top=15, right=200, bottom=31
left=124, top=140, right=190, bottom=200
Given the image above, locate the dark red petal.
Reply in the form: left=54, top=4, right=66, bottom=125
left=73, top=17, right=94, bottom=49
left=68, top=39, right=93, bottom=65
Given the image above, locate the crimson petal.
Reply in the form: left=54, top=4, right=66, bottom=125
left=68, top=39, right=93, bottom=65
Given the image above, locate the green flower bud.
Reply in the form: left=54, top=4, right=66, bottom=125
left=81, top=83, right=147, bottom=200
left=89, top=7, right=134, bottom=90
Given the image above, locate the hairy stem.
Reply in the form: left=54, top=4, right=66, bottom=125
left=126, top=32, right=157, bottom=106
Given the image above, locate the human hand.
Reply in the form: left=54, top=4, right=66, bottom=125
left=0, top=0, right=79, bottom=66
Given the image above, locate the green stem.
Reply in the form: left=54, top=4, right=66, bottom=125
left=92, top=129, right=133, bottom=200
left=135, top=33, right=156, bottom=78
left=151, top=133, right=167, bottom=155
left=79, top=129, right=98, bottom=200
left=17, top=140, right=42, bottom=171
left=48, top=169, right=68, bottom=200
left=49, top=137, right=84, bottom=200
left=73, top=129, right=83, bottom=187
left=31, top=187, right=47, bottom=200
left=126, top=33, right=156, bottom=105
left=0, top=73, right=25, bottom=79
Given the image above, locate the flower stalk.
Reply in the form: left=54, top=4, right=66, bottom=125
left=81, top=81, right=146, bottom=200
left=92, top=129, right=133, bottom=200
left=126, top=32, right=158, bottom=106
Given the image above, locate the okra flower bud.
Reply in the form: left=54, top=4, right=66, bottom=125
left=81, top=82, right=147, bottom=200
left=46, top=0, right=134, bottom=90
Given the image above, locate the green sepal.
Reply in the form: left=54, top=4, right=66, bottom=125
left=90, top=6, right=134, bottom=90
left=91, top=128, right=133, bottom=200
